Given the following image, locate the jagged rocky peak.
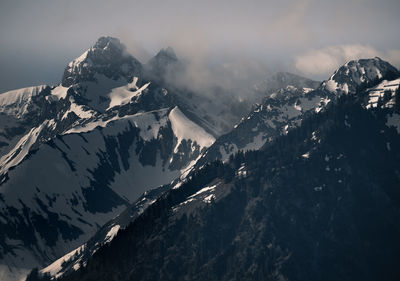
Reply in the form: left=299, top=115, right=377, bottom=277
left=155, top=46, right=178, bottom=62
left=146, top=46, right=180, bottom=80
left=321, top=57, right=400, bottom=94
left=62, top=36, right=142, bottom=87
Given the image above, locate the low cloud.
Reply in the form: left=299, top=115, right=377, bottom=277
left=295, top=45, right=400, bottom=78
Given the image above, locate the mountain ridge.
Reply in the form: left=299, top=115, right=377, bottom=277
left=35, top=75, right=400, bottom=281
left=30, top=57, right=400, bottom=281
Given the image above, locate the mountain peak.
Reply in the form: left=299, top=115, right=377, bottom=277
left=92, top=36, right=124, bottom=51
left=149, top=46, right=178, bottom=67
left=61, top=36, right=142, bottom=87
left=145, top=47, right=180, bottom=81
left=321, top=57, right=399, bottom=94
left=156, top=46, right=177, bottom=61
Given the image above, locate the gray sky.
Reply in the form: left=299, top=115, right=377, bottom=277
left=0, top=0, right=399, bottom=93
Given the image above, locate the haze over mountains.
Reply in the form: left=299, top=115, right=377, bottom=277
left=0, top=35, right=399, bottom=281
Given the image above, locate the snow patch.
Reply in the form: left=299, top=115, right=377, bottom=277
left=188, top=184, right=218, bottom=199
left=62, top=99, right=94, bottom=120
left=51, top=86, right=69, bottom=100
left=169, top=106, right=215, bottom=152
left=203, top=194, right=215, bottom=203
left=0, top=85, right=47, bottom=117
left=108, top=78, right=150, bottom=109
left=104, top=225, right=120, bottom=243
left=0, top=121, right=49, bottom=177
left=41, top=244, right=86, bottom=278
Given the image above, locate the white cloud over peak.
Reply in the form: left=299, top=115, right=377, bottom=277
left=295, top=45, right=400, bottom=78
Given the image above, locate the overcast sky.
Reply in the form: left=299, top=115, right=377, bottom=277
left=0, top=0, right=399, bottom=92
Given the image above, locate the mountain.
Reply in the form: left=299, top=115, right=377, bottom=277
left=254, top=72, right=320, bottom=97
left=320, top=57, right=399, bottom=94
left=32, top=59, right=400, bottom=281
left=145, top=47, right=180, bottom=82
left=32, top=70, right=400, bottom=281
left=196, top=58, right=400, bottom=167
left=23, top=68, right=332, bottom=281
left=3, top=36, right=399, bottom=281
left=0, top=37, right=219, bottom=281
left=62, top=36, right=142, bottom=89
left=39, top=184, right=170, bottom=279
left=145, top=47, right=252, bottom=136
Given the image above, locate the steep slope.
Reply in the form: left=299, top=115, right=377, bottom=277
left=144, top=47, right=250, bottom=136
left=0, top=105, right=215, bottom=281
left=39, top=81, right=400, bottom=281
left=0, top=37, right=218, bottom=281
left=145, top=47, right=180, bottom=82
left=39, top=184, right=170, bottom=279
left=32, top=59, right=400, bottom=281
left=0, top=85, right=49, bottom=159
left=62, top=36, right=142, bottom=89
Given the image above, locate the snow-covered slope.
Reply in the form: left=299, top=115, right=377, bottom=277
left=197, top=58, right=400, bottom=166
left=0, top=105, right=214, bottom=280
left=197, top=85, right=328, bottom=166
left=365, top=78, right=400, bottom=109
left=32, top=80, right=400, bottom=281
left=0, top=37, right=219, bottom=281
left=0, top=85, right=47, bottom=117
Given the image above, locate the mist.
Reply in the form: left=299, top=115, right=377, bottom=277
left=0, top=0, right=399, bottom=93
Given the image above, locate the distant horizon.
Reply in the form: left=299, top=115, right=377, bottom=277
left=1, top=0, right=399, bottom=93
left=0, top=38, right=397, bottom=94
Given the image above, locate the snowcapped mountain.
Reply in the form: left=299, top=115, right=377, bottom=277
left=0, top=37, right=218, bottom=281
left=144, top=47, right=251, bottom=136
left=3, top=33, right=399, bottom=281
left=321, top=57, right=399, bottom=94
left=33, top=59, right=400, bottom=281
left=32, top=64, right=400, bottom=281
left=197, top=58, right=400, bottom=166
left=62, top=37, right=142, bottom=89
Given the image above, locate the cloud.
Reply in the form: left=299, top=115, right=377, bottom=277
left=295, top=45, right=400, bottom=78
